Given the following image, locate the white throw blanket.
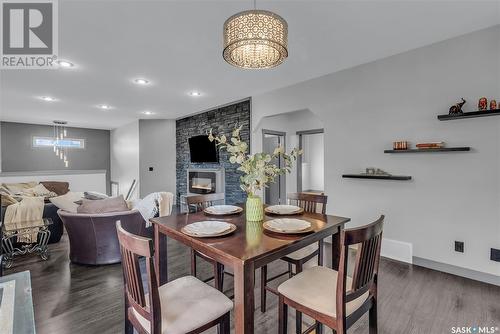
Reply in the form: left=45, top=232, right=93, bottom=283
left=4, top=196, right=44, bottom=243
left=133, top=192, right=174, bottom=227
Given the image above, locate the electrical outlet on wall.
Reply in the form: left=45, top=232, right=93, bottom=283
left=491, top=248, right=500, bottom=262
left=455, top=241, right=464, bottom=253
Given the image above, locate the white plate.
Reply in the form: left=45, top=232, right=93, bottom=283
left=264, top=218, right=311, bottom=233
left=204, top=205, right=243, bottom=215
left=182, top=221, right=232, bottom=236
left=265, top=205, right=303, bottom=215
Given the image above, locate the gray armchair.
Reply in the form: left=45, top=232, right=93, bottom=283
left=58, top=210, right=151, bottom=265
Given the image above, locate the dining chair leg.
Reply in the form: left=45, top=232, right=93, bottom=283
left=190, top=249, right=197, bottom=277
left=220, top=264, right=225, bottom=291
left=369, top=300, right=378, bottom=334
left=288, top=263, right=293, bottom=278
left=219, top=312, right=230, bottom=334
left=279, top=296, right=288, bottom=334
left=260, top=265, right=268, bottom=313
left=124, top=291, right=133, bottom=334
left=316, top=321, right=323, bottom=334
left=295, top=262, right=304, bottom=334
left=214, top=262, right=224, bottom=291
left=318, top=239, right=324, bottom=266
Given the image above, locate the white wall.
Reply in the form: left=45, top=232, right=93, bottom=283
left=110, top=120, right=140, bottom=199
left=252, top=26, right=500, bottom=276
left=139, top=119, right=176, bottom=199
left=255, top=110, right=323, bottom=195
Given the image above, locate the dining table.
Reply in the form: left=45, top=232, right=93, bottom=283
left=150, top=206, right=350, bottom=334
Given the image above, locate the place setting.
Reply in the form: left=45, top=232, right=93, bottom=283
left=181, top=220, right=237, bottom=238
left=203, top=204, right=243, bottom=216
left=264, top=204, right=304, bottom=216
left=263, top=218, right=313, bottom=235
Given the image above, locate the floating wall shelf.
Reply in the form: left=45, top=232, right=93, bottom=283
left=384, top=147, right=470, bottom=153
left=438, top=109, right=500, bottom=120
left=342, top=174, right=412, bottom=181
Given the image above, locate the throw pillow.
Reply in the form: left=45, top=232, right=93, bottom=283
left=40, top=181, right=70, bottom=196
left=77, top=195, right=129, bottom=214
left=24, top=184, right=58, bottom=198
left=0, top=193, right=18, bottom=206
left=83, top=191, right=109, bottom=200
left=2, top=182, right=38, bottom=195
left=49, top=192, right=84, bottom=213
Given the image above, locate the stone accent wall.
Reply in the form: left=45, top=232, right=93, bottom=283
left=176, top=100, right=251, bottom=204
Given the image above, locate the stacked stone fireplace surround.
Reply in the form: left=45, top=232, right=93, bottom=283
left=176, top=100, right=251, bottom=205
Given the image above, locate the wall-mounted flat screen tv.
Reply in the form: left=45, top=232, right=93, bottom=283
left=188, top=135, right=218, bottom=163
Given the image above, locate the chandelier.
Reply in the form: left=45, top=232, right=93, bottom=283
left=53, top=120, right=69, bottom=168
left=223, top=0, right=288, bottom=69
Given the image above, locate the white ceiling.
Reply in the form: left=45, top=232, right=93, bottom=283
left=1, top=0, right=499, bottom=129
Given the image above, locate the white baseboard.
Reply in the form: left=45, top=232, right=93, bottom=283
left=381, top=238, right=413, bottom=264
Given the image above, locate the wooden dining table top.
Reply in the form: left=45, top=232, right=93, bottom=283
left=150, top=208, right=351, bottom=267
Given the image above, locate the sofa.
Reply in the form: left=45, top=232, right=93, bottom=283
left=58, top=209, right=151, bottom=265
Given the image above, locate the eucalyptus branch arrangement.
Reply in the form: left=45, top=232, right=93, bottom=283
left=208, top=125, right=302, bottom=197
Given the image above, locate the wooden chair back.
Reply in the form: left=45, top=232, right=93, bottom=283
left=116, top=221, right=161, bottom=334
left=186, top=193, right=225, bottom=212
left=287, top=192, right=328, bottom=214
left=336, top=215, right=384, bottom=329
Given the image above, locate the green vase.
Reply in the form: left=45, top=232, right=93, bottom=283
left=246, top=196, right=264, bottom=222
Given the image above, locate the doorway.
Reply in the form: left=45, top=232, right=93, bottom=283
left=297, top=129, right=324, bottom=193
left=262, top=129, right=286, bottom=205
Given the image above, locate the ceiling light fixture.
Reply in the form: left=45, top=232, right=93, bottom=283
left=40, top=96, right=57, bottom=102
left=97, top=104, right=112, bottom=110
left=133, top=78, right=150, bottom=85
left=57, top=60, right=75, bottom=68
left=142, top=111, right=155, bottom=115
left=223, top=0, right=288, bottom=69
left=189, top=91, right=201, bottom=97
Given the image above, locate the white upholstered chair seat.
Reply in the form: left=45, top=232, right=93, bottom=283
left=285, top=243, right=319, bottom=260
left=132, top=276, right=233, bottom=334
left=278, top=266, right=369, bottom=318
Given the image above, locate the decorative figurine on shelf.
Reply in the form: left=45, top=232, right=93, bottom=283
left=478, top=97, right=488, bottom=111
left=490, top=99, right=497, bottom=110
left=365, top=168, right=391, bottom=176
left=449, top=98, right=466, bottom=115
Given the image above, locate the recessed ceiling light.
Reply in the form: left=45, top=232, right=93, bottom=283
left=142, top=111, right=155, bottom=115
left=97, top=104, right=113, bottom=110
left=40, top=96, right=57, bottom=102
left=57, top=60, right=75, bottom=68
left=189, top=91, right=201, bottom=97
left=133, top=78, right=150, bottom=85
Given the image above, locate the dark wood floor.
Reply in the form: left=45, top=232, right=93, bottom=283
left=5, top=233, right=500, bottom=334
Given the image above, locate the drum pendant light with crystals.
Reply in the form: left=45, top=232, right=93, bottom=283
left=223, top=0, right=288, bottom=69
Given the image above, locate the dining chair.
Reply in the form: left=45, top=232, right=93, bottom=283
left=116, top=221, right=232, bottom=334
left=260, top=192, right=328, bottom=333
left=277, top=215, right=385, bottom=334
left=186, top=193, right=228, bottom=291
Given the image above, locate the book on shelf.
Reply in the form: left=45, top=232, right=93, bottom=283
left=416, top=142, right=445, bottom=149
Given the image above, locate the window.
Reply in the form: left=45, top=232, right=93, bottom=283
left=32, top=136, right=85, bottom=149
